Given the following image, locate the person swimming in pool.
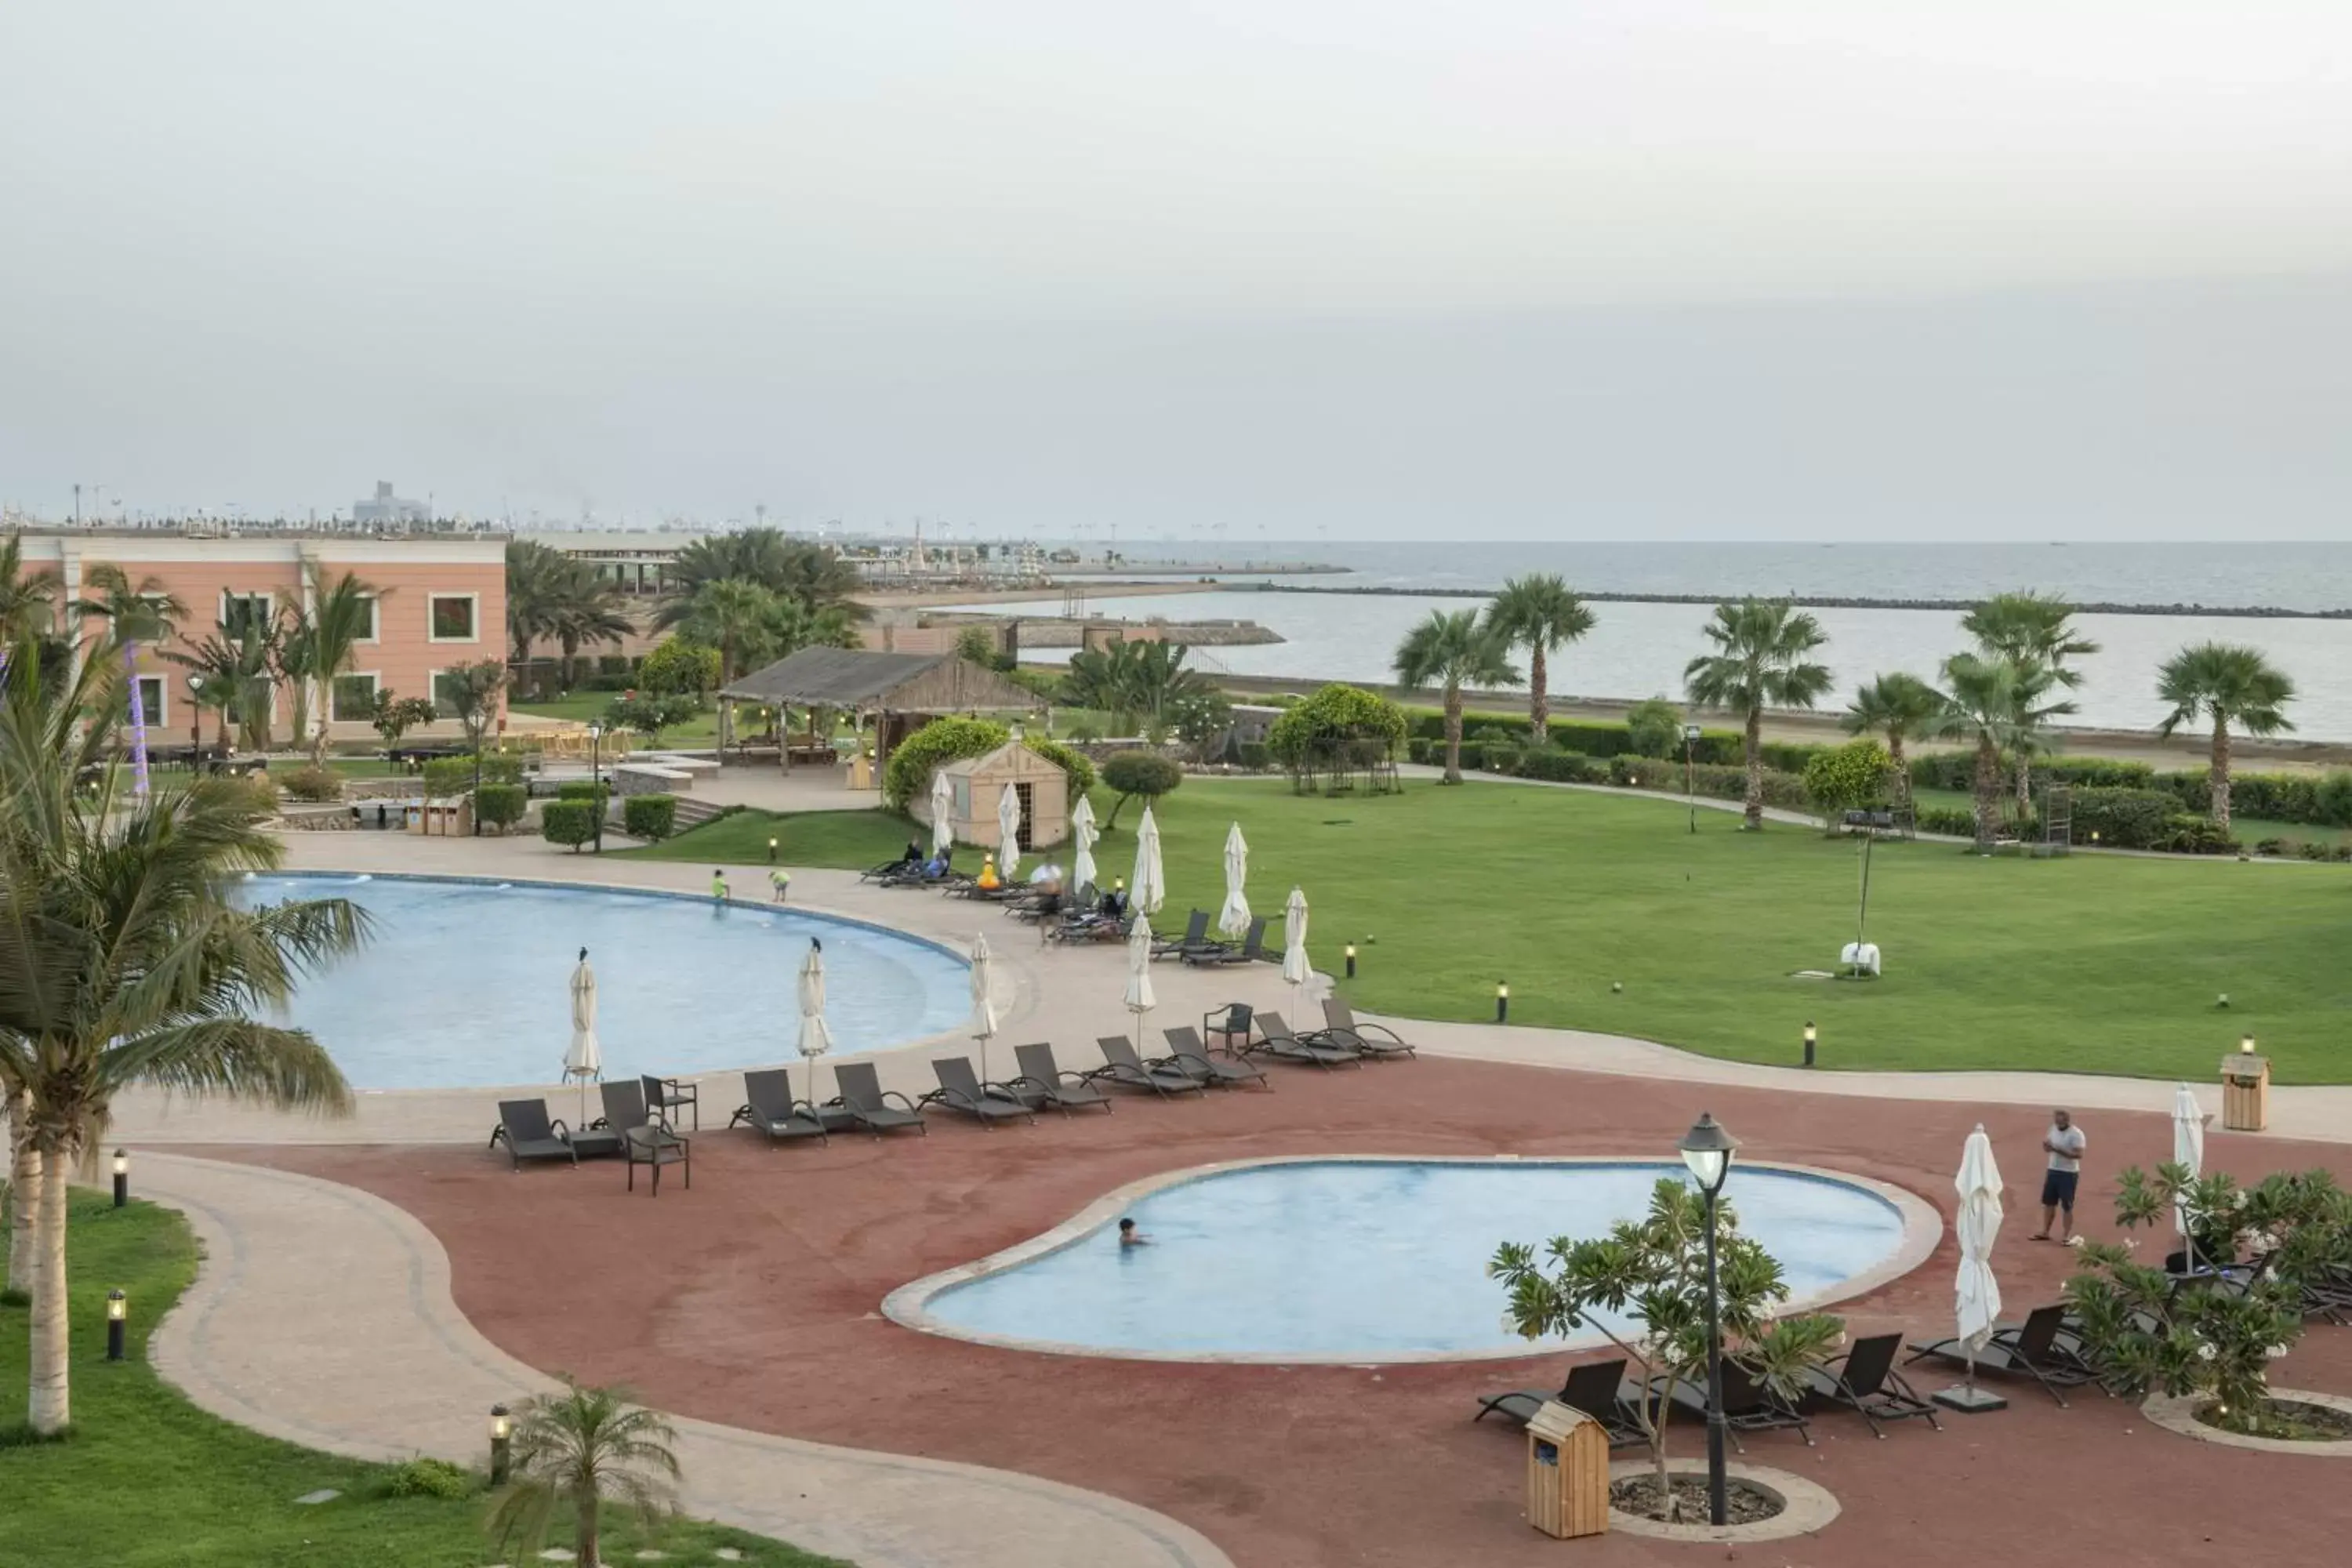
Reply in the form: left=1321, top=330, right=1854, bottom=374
left=1117, top=1218, right=1150, bottom=1247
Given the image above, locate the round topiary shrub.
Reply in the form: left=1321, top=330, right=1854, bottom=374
left=277, top=764, right=345, bottom=802
left=473, top=782, right=527, bottom=833
left=1101, top=749, right=1183, bottom=828
left=540, top=799, right=597, bottom=851
left=622, top=793, right=678, bottom=841
left=556, top=779, right=612, bottom=805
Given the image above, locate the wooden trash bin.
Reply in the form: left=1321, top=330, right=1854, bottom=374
left=1525, top=1401, right=1609, bottom=1540
left=2221, top=1045, right=2270, bottom=1133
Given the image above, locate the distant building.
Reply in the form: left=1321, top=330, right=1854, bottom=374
left=352, top=481, right=432, bottom=527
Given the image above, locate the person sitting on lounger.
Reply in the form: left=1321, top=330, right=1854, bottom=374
left=1118, top=1218, right=1150, bottom=1247
left=922, top=848, right=950, bottom=879
left=1100, top=880, right=1128, bottom=919
left=900, top=839, right=923, bottom=866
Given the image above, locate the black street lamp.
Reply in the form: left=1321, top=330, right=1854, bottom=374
left=489, top=1403, right=512, bottom=1485
left=588, top=724, right=604, bottom=854
left=1677, top=1111, right=1738, bottom=1527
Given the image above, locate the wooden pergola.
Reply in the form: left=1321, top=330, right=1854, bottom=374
left=717, top=648, right=1043, bottom=775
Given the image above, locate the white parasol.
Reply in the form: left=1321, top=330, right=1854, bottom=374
left=564, top=951, right=602, bottom=1127
left=2172, top=1083, right=2207, bottom=1272
left=996, top=782, right=1022, bottom=880
left=1939, top=1123, right=2007, bottom=1412
left=797, top=941, right=836, bottom=1065
left=930, top=767, right=955, bottom=856
left=1070, top=794, right=1100, bottom=900
left=1217, top=822, right=1250, bottom=939
left=969, top=933, right=1000, bottom=1083
left=1280, top=886, right=1311, bottom=996
left=1123, top=915, right=1156, bottom=1054
left=1131, top=804, right=1165, bottom=916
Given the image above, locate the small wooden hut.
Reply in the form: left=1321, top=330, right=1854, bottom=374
left=717, top=648, right=1041, bottom=776
left=927, top=742, right=1070, bottom=852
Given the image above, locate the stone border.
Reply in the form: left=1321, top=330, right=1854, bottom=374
left=1604, top=1457, right=1840, bottom=1543
left=2142, top=1389, right=2352, bottom=1457
left=882, top=1153, right=1942, bottom=1365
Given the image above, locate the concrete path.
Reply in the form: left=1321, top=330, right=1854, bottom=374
left=142, top=1151, right=1232, bottom=1568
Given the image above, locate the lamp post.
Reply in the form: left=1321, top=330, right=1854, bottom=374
left=1683, top=724, right=1702, bottom=834
left=106, top=1289, right=128, bottom=1361
left=1802, top=1020, right=1817, bottom=1066
left=588, top=724, right=604, bottom=854
left=187, top=674, right=205, bottom=757
left=1678, top=1111, right=1738, bottom=1527
left=1495, top=981, right=1508, bottom=1024
left=471, top=738, right=483, bottom=836
left=489, top=1403, right=512, bottom=1485
left=112, top=1149, right=129, bottom=1208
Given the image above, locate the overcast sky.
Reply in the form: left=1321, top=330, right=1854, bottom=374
left=4, top=2, right=2350, bottom=539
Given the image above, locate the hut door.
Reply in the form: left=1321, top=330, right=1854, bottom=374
left=1014, top=782, right=1034, bottom=850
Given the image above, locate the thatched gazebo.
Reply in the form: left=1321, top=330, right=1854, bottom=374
left=718, top=648, right=1041, bottom=777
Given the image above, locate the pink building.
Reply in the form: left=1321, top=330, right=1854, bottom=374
left=13, top=528, right=507, bottom=746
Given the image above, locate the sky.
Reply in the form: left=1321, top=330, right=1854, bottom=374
left=4, top=1, right=2351, bottom=540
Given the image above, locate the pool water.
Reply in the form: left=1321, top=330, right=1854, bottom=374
left=915, top=1160, right=1908, bottom=1359
left=234, top=874, right=971, bottom=1089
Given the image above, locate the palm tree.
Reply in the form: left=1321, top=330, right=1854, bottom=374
left=299, top=568, right=383, bottom=767
left=1962, top=593, right=2099, bottom=814
left=0, top=643, right=364, bottom=1434
left=546, top=572, right=634, bottom=691
left=1682, top=600, right=1834, bottom=828
left=487, top=1379, right=681, bottom=1568
left=657, top=529, right=867, bottom=627
left=274, top=609, right=317, bottom=753
left=505, top=539, right=574, bottom=667
left=1062, top=640, right=1215, bottom=732
left=0, top=535, right=61, bottom=644
left=1486, top=573, right=1595, bottom=741
left=2155, top=643, right=2296, bottom=831
left=1929, top=653, right=2074, bottom=844
left=666, top=578, right=849, bottom=752
left=167, top=616, right=280, bottom=751
left=73, top=564, right=187, bottom=797
left=1393, top=609, right=1519, bottom=783
left=1840, top=673, right=1944, bottom=811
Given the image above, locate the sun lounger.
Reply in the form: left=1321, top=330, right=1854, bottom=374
left=1475, top=1357, right=1642, bottom=1444
left=1907, top=1303, right=2096, bottom=1406
left=920, top=1056, right=1037, bottom=1129
left=1640, top=1360, right=1813, bottom=1452
left=860, top=853, right=924, bottom=884
left=1006, top=1043, right=1112, bottom=1116
left=1151, top=909, right=1211, bottom=960
left=1087, top=1036, right=1207, bottom=1098
left=1160, top=1026, right=1270, bottom=1091
left=563, top=1080, right=641, bottom=1158
left=488, top=1099, right=579, bottom=1171
left=728, top=1068, right=829, bottom=1145
left=1317, top=998, right=1417, bottom=1060
left=824, top=1061, right=928, bottom=1138
left=1181, top=916, right=1269, bottom=967
left=1246, top=1011, right=1361, bottom=1069
left=1795, top=1333, right=1942, bottom=1436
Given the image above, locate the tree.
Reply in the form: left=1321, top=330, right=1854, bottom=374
left=1062, top=641, right=1216, bottom=732
left=601, top=692, right=702, bottom=746
left=504, top=539, right=574, bottom=666
left=1802, top=739, right=1896, bottom=830
left=954, top=624, right=1003, bottom=668
left=1962, top=593, right=2098, bottom=814
left=0, top=645, right=364, bottom=1433
left=655, top=528, right=867, bottom=626
left=1491, top=1177, right=1845, bottom=1520
left=547, top=577, right=634, bottom=690
left=666, top=579, right=845, bottom=752
left=1393, top=609, right=1519, bottom=783
left=1682, top=600, right=1833, bottom=829
left=296, top=567, right=383, bottom=768
left=1486, top=573, right=1594, bottom=741
left=637, top=637, right=722, bottom=698
left=369, top=689, right=440, bottom=754
left=487, top=1379, right=681, bottom=1568
left=0, top=535, right=62, bottom=644
left=2154, top=644, right=2296, bottom=832
left=1929, top=653, right=2073, bottom=844
left=1266, top=684, right=1409, bottom=794
left=1100, top=750, right=1183, bottom=829
left=1839, top=673, right=1944, bottom=811
left=73, top=563, right=187, bottom=795
left=165, top=615, right=280, bottom=751
left=440, top=660, right=509, bottom=755
left=1623, top=699, right=1683, bottom=760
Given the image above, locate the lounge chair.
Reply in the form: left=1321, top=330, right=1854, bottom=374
left=641, top=1072, right=699, bottom=1131
left=1795, top=1333, right=1942, bottom=1437
left=1150, top=909, right=1212, bottom=960
left=488, top=1099, right=579, bottom=1171
left=728, top=1068, right=829, bottom=1145
left=1006, top=1043, right=1113, bottom=1116
left=1087, top=1036, right=1207, bottom=1098
left=860, top=851, right=924, bottom=884
left=1318, top=998, right=1417, bottom=1061
left=1181, top=916, right=1269, bottom=967
left=1044, top=906, right=1127, bottom=945
left=1246, top=1011, right=1361, bottom=1070
left=825, top=1061, right=928, bottom=1138
left=564, top=1080, right=644, bottom=1159
left=1160, top=1026, right=1270, bottom=1091
left=920, top=1057, right=1037, bottom=1129
left=1639, top=1360, right=1813, bottom=1452
left=1475, top=1357, right=1642, bottom=1444
left=1906, top=1303, right=2096, bottom=1407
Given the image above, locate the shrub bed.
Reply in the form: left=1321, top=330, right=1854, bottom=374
left=473, top=782, right=527, bottom=833
left=277, top=764, right=344, bottom=802
left=622, top=793, right=678, bottom=840
left=539, top=799, right=597, bottom=851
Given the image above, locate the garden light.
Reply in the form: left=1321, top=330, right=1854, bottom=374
left=1803, top=1021, right=1817, bottom=1068
left=1495, top=981, right=1508, bottom=1024
left=490, top=1403, right=512, bottom=1485
left=106, top=1289, right=127, bottom=1361
left=768, top=837, right=779, bottom=864
left=1675, top=1112, right=1737, bottom=1526
left=2241, top=1034, right=2256, bottom=1054
left=113, top=1149, right=128, bottom=1208
left=1344, top=942, right=1356, bottom=979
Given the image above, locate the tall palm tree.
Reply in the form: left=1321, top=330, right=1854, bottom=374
left=274, top=609, right=318, bottom=754
left=1929, top=653, right=2074, bottom=844
left=0, top=535, right=62, bottom=644
left=167, top=616, right=280, bottom=751
left=2155, top=643, right=2296, bottom=831
left=667, top=579, right=844, bottom=752
left=1393, top=609, right=1519, bottom=783
left=0, top=642, right=364, bottom=1434
left=487, top=1379, right=681, bottom=1568
left=300, top=567, right=383, bottom=767
left=1962, top=593, right=2099, bottom=814
left=1486, top=573, right=1595, bottom=742
left=546, top=570, right=634, bottom=690
left=1840, top=673, right=1944, bottom=811
left=504, top=539, right=573, bottom=666
left=73, top=564, right=187, bottom=797
left=1682, top=599, right=1834, bottom=829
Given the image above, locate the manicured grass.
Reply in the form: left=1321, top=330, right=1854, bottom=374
left=618, top=808, right=920, bottom=871
left=510, top=695, right=723, bottom=743
left=0, top=1195, right=844, bottom=1568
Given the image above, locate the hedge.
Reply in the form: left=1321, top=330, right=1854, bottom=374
left=540, top=799, right=597, bottom=851
left=622, top=793, right=677, bottom=840
left=557, top=779, right=612, bottom=805
left=1907, top=752, right=2156, bottom=793
left=2068, top=787, right=2180, bottom=849
left=1406, top=707, right=1761, bottom=767
left=473, top=782, right=528, bottom=832
left=1024, top=736, right=1098, bottom=795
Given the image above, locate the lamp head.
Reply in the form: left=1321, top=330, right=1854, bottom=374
left=491, top=1403, right=510, bottom=1440
left=1678, top=1111, right=1737, bottom=1194
left=2241, top=1034, right=2256, bottom=1054
left=113, top=1149, right=128, bottom=1176
left=107, top=1289, right=127, bottom=1321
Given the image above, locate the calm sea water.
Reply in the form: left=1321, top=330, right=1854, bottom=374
left=980, top=543, right=2352, bottom=741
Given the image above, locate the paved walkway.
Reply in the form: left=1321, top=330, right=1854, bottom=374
left=141, top=1151, right=1232, bottom=1568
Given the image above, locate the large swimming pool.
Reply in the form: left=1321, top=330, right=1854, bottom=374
left=235, top=873, right=971, bottom=1090
left=899, top=1159, right=1919, bottom=1361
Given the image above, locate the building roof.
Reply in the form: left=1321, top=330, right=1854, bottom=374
left=938, top=740, right=1064, bottom=779
left=719, top=647, right=1040, bottom=713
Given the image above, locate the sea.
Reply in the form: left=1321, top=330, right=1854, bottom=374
left=957, top=542, right=2352, bottom=742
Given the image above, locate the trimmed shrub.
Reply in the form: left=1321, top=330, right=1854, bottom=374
left=1910, top=752, right=2156, bottom=795
left=1506, top=747, right=1604, bottom=784
left=2070, top=787, right=2183, bottom=850
left=473, top=782, right=527, bottom=832
left=1236, top=740, right=1272, bottom=770
left=1915, top=806, right=1979, bottom=837
left=1623, top=699, right=1683, bottom=760
left=278, top=764, right=344, bottom=802
left=556, top=779, right=612, bottom=805
left=596, top=654, right=633, bottom=676
left=421, top=756, right=473, bottom=800
left=215, top=771, right=279, bottom=818
left=2315, top=771, right=2352, bottom=828
left=1802, top=739, right=1896, bottom=824
left=1024, top=737, right=1097, bottom=795
left=622, top=793, right=678, bottom=840
left=477, top=752, right=526, bottom=786
left=1101, top=749, right=1184, bottom=828
left=540, top=799, right=597, bottom=851
left=637, top=637, right=723, bottom=697
left=383, top=1457, right=477, bottom=1500
left=881, top=715, right=1010, bottom=809
left=2152, top=815, right=2240, bottom=855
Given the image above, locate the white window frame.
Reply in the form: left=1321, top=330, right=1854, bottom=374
left=426, top=592, right=480, bottom=644
left=219, top=590, right=274, bottom=637
left=132, top=674, right=169, bottom=730
left=354, top=593, right=380, bottom=644
left=329, top=670, right=381, bottom=724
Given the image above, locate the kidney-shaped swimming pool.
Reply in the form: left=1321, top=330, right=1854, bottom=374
left=895, top=1157, right=1927, bottom=1361
left=235, top=873, right=971, bottom=1089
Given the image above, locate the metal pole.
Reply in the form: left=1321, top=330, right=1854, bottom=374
left=1686, top=732, right=1696, bottom=834
left=471, top=746, right=482, bottom=836
left=1704, top=1189, right=1728, bottom=1527
left=1854, top=828, right=1875, bottom=951
left=591, top=731, right=602, bottom=853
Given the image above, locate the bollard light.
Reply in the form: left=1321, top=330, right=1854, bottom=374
left=1495, top=981, right=1509, bottom=1025
left=489, top=1403, right=513, bottom=1485
left=768, top=836, right=779, bottom=864
left=2241, top=1033, right=2257, bottom=1054
left=1344, top=942, right=1357, bottom=979
left=112, top=1149, right=129, bottom=1208
left=1802, top=1021, right=1817, bottom=1069
left=106, top=1289, right=127, bottom=1361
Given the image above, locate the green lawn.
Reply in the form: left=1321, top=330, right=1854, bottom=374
left=0, top=1196, right=844, bottom=1568
left=653, top=776, right=2352, bottom=1082
left=510, top=695, right=722, bottom=744
left=1907, top=785, right=2351, bottom=848
left=618, top=808, right=918, bottom=871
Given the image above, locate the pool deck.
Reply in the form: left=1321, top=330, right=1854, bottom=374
left=125, top=830, right=2352, bottom=1568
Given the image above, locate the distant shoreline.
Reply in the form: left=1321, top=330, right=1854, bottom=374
left=1230, top=582, right=2352, bottom=621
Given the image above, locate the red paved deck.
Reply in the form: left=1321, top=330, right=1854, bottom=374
left=224, top=1057, right=2352, bottom=1568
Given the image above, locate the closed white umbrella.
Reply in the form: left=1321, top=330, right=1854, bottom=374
left=797, top=941, right=836, bottom=1065
left=996, top=782, right=1022, bottom=880
left=1123, top=915, right=1156, bottom=1055
left=1070, top=794, right=1100, bottom=900
left=2172, top=1083, right=2207, bottom=1272
left=1217, top=822, right=1250, bottom=939
left=969, top=933, right=1000, bottom=1083
left=564, top=950, right=602, bottom=1127
left=1937, top=1123, right=2008, bottom=1412
left=1131, top=805, right=1165, bottom=916
left=930, top=767, right=955, bottom=856
left=1280, top=885, right=1311, bottom=996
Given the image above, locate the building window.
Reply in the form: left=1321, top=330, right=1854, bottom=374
left=331, top=673, right=380, bottom=723
left=427, top=593, right=477, bottom=642
left=220, top=591, right=274, bottom=637
left=354, top=594, right=379, bottom=643
left=132, top=676, right=168, bottom=730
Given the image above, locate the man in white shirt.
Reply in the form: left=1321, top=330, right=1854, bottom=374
left=2031, top=1109, right=2087, bottom=1242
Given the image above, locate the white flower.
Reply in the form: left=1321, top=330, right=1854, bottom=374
left=2123, top=1239, right=2140, bottom=1252
left=2198, top=1343, right=2217, bottom=1362
left=2234, top=1192, right=2250, bottom=1210
left=2267, top=1344, right=2290, bottom=1359
left=2066, top=1235, right=2087, bottom=1249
